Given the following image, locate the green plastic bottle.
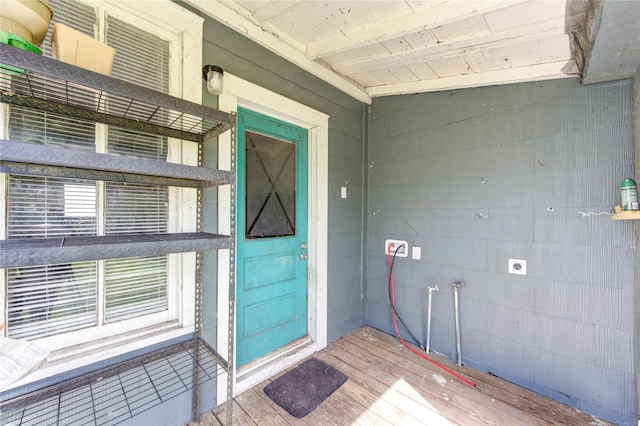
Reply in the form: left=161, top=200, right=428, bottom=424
left=621, top=178, right=639, bottom=210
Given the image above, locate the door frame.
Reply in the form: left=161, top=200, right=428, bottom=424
left=217, top=74, right=329, bottom=399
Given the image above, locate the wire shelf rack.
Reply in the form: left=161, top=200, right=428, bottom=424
left=0, top=44, right=233, bottom=143
left=0, top=338, right=228, bottom=426
left=0, top=43, right=236, bottom=424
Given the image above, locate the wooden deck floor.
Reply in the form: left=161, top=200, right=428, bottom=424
left=192, top=326, right=612, bottom=425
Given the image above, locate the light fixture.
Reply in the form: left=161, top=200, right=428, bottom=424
left=202, top=65, right=224, bottom=95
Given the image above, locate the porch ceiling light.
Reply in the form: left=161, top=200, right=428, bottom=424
left=202, top=65, right=224, bottom=95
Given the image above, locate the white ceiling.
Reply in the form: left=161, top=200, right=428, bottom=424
left=188, top=0, right=584, bottom=104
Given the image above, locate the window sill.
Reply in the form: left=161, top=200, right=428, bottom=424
left=4, top=321, right=193, bottom=392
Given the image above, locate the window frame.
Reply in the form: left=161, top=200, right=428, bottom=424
left=0, top=0, right=203, bottom=388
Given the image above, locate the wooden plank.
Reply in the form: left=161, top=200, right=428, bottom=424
left=325, top=337, right=492, bottom=425
left=235, top=387, right=292, bottom=426
left=335, top=19, right=567, bottom=75
left=304, top=384, right=389, bottom=426
left=449, top=357, right=612, bottom=425
left=612, top=210, right=640, bottom=220
left=315, top=349, right=464, bottom=425
left=363, top=327, right=612, bottom=426
left=192, top=327, right=613, bottom=426
left=358, top=327, right=613, bottom=426
left=345, top=329, right=549, bottom=426
left=306, top=0, right=518, bottom=59
left=189, top=411, right=222, bottom=426
left=213, top=400, right=257, bottom=426
left=367, top=60, right=576, bottom=97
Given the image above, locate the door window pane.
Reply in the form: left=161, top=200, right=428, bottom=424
left=245, top=131, right=296, bottom=239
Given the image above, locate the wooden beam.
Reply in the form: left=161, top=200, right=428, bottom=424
left=251, top=0, right=305, bottom=22
left=366, top=60, right=579, bottom=97
left=306, top=0, right=522, bottom=60
left=335, top=19, right=568, bottom=75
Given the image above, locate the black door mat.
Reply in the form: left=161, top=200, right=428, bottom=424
left=263, top=358, right=348, bottom=418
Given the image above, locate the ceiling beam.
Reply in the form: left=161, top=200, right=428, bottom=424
left=306, top=0, right=522, bottom=60
left=366, top=60, right=579, bottom=97
left=251, top=0, right=305, bottom=22
left=335, top=18, right=568, bottom=75
left=185, top=0, right=372, bottom=104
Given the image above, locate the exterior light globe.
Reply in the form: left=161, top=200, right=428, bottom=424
left=203, top=65, right=224, bottom=96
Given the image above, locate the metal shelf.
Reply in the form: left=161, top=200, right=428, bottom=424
left=0, top=232, right=231, bottom=269
left=1, top=44, right=236, bottom=424
left=0, top=337, right=226, bottom=426
left=0, top=44, right=234, bottom=143
left=1, top=140, right=231, bottom=188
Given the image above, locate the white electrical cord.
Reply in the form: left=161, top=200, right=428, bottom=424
left=577, top=211, right=614, bottom=217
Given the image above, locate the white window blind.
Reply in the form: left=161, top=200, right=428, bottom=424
left=8, top=108, right=96, bottom=151
left=6, top=175, right=98, bottom=339
left=104, top=181, right=168, bottom=322
left=108, top=16, right=170, bottom=91
left=103, top=14, right=171, bottom=325
left=7, top=176, right=97, bottom=238
left=7, top=263, right=97, bottom=339
left=105, top=183, right=167, bottom=235
left=107, top=128, right=167, bottom=161
left=104, top=256, right=167, bottom=322
left=4, top=0, right=176, bottom=340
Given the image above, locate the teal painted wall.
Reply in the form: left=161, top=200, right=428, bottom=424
left=367, top=78, right=636, bottom=425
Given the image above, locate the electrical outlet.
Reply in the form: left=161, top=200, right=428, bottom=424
left=508, top=258, right=527, bottom=275
left=385, top=239, right=408, bottom=257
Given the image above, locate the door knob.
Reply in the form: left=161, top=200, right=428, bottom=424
left=300, top=253, right=309, bottom=260
left=301, top=242, right=307, bottom=249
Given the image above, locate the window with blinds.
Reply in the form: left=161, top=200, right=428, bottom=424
left=3, top=0, right=176, bottom=341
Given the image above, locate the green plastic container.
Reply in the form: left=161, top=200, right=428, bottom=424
left=0, top=31, right=42, bottom=75
left=621, top=178, right=639, bottom=211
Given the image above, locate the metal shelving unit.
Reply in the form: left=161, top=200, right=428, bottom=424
left=0, top=44, right=236, bottom=425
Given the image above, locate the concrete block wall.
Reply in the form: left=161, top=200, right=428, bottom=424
left=366, top=78, right=636, bottom=424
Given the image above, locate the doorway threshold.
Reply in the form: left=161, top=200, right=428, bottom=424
left=235, top=335, right=318, bottom=395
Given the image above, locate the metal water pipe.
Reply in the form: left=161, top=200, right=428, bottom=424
left=452, top=281, right=465, bottom=366
left=426, top=285, right=439, bottom=353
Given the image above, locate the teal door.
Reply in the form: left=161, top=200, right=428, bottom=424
left=236, top=108, right=308, bottom=366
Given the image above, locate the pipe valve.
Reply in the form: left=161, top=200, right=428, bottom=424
left=452, top=281, right=465, bottom=290
left=427, top=285, right=439, bottom=294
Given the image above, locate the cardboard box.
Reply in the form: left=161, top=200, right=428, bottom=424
left=51, top=23, right=115, bottom=75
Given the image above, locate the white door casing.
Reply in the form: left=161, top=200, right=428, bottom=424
left=216, top=74, right=329, bottom=400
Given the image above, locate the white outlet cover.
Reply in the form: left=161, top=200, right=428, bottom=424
left=385, top=239, right=408, bottom=257
left=508, top=258, right=526, bottom=275
left=412, top=246, right=421, bottom=260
